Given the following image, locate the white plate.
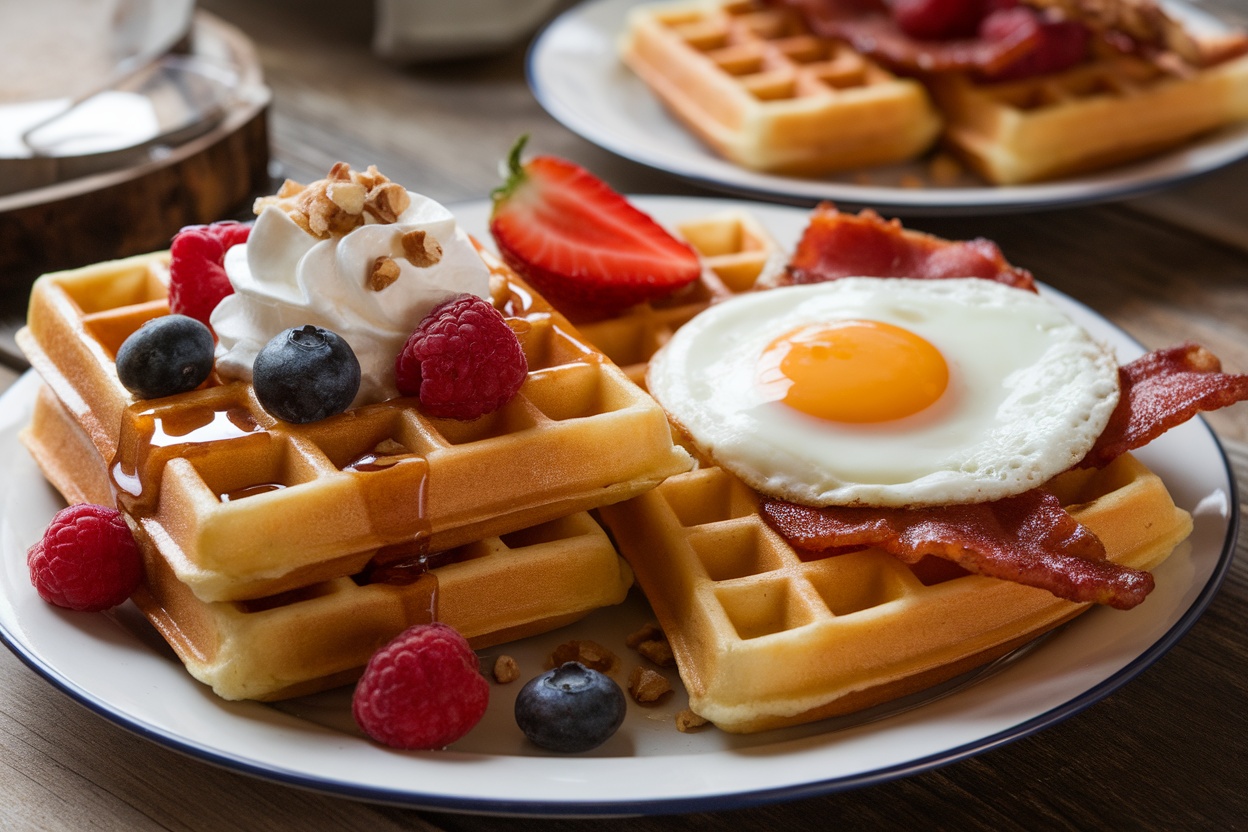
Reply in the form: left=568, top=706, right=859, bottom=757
left=527, top=0, right=1248, bottom=215
left=0, top=197, right=1238, bottom=815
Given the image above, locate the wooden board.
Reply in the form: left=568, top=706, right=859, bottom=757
left=0, top=12, right=271, bottom=297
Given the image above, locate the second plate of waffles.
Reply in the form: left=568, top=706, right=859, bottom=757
left=528, top=0, right=1248, bottom=213
left=0, top=195, right=1237, bottom=814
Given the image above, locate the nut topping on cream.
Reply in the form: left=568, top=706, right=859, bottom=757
left=212, top=163, right=491, bottom=407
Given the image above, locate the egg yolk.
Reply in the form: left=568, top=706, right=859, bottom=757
left=757, top=320, right=949, bottom=423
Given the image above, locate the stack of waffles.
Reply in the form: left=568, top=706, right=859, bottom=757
left=17, top=247, right=693, bottom=701
left=619, top=0, right=943, bottom=174
left=582, top=210, right=1193, bottom=733
left=928, top=49, right=1248, bottom=184
left=623, top=0, right=1248, bottom=184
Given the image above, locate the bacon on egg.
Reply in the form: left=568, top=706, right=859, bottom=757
left=761, top=488, right=1155, bottom=609
left=758, top=207, right=1248, bottom=609
left=1083, top=342, right=1248, bottom=468
left=783, top=203, right=1036, bottom=290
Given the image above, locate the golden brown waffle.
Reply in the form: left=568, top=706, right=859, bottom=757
left=18, top=249, right=691, bottom=602
left=930, top=49, right=1248, bottom=184
left=598, top=452, right=1192, bottom=733
left=620, top=0, right=943, bottom=174
left=574, top=209, right=785, bottom=385
left=24, top=383, right=633, bottom=701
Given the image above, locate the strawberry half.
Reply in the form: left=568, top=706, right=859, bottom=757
left=488, top=137, right=701, bottom=319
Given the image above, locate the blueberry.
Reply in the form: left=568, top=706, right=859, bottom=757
left=115, top=314, right=215, bottom=399
left=253, top=325, right=361, bottom=423
left=514, top=662, right=626, bottom=753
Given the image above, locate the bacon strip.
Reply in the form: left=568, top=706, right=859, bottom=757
left=785, top=203, right=1037, bottom=291
left=777, top=0, right=1046, bottom=75
left=1083, top=342, right=1248, bottom=468
left=761, top=489, right=1156, bottom=609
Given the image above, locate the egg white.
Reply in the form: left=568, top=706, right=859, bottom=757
left=646, top=277, right=1121, bottom=507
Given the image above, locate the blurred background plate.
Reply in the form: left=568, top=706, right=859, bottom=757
left=528, top=0, right=1248, bottom=216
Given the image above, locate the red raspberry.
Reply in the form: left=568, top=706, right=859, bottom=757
left=27, top=504, right=143, bottom=612
left=352, top=623, right=489, bottom=750
left=394, top=294, right=528, bottom=420
left=168, top=221, right=251, bottom=328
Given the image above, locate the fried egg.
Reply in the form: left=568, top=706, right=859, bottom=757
left=646, top=277, right=1120, bottom=507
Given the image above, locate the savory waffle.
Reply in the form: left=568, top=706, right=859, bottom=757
left=597, top=451, right=1192, bottom=733
left=18, top=248, right=691, bottom=602
left=25, top=383, right=633, bottom=701
left=930, top=49, right=1248, bottom=185
left=619, top=0, right=943, bottom=174
left=575, top=209, right=785, bottom=385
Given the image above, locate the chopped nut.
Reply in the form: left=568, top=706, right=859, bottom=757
left=625, top=622, right=664, bottom=648
left=401, top=229, right=443, bottom=268
left=628, top=666, right=672, bottom=705
left=493, top=655, right=520, bottom=684
left=295, top=180, right=365, bottom=238
left=675, top=709, right=709, bottom=733
left=327, top=161, right=353, bottom=181
left=368, top=256, right=401, bottom=291
left=252, top=163, right=414, bottom=238
left=374, top=438, right=408, bottom=455
left=547, top=639, right=619, bottom=674
left=327, top=181, right=367, bottom=215
left=275, top=178, right=306, bottom=198
left=636, top=638, right=675, bottom=668
left=355, top=164, right=388, bottom=192
left=365, top=181, right=411, bottom=223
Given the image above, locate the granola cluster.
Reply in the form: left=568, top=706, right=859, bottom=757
left=256, top=162, right=446, bottom=292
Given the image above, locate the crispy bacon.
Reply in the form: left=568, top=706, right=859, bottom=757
left=777, top=0, right=1047, bottom=75
left=776, top=0, right=1245, bottom=79
left=785, top=203, right=1037, bottom=290
left=761, top=488, right=1156, bottom=609
left=1083, top=343, right=1248, bottom=468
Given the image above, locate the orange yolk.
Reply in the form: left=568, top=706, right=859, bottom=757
left=757, top=320, right=948, bottom=423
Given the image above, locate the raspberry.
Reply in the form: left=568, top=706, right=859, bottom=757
left=352, top=623, right=489, bottom=750
left=27, top=504, right=143, bottom=612
left=168, top=221, right=251, bottom=328
left=394, top=294, right=528, bottom=420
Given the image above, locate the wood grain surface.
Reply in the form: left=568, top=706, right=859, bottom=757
left=1, top=0, right=1246, bottom=828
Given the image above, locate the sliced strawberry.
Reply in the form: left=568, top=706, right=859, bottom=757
left=168, top=221, right=251, bottom=329
left=488, top=137, right=701, bottom=320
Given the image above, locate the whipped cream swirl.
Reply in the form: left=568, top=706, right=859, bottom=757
left=211, top=192, right=491, bottom=407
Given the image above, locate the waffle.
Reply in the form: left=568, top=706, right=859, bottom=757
left=930, top=49, right=1248, bottom=185
left=597, top=451, right=1192, bottom=733
left=620, top=0, right=943, bottom=174
left=25, top=383, right=633, bottom=701
left=17, top=249, right=691, bottom=602
left=571, top=210, right=1193, bottom=733
left=575, top=209, right=785, bottom=385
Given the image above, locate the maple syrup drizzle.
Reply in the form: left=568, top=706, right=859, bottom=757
left=358, top=540, right=466, bottom=586
left=110, top=401, right=265, bottom=512
left=220, top=483, right=286, bottom=502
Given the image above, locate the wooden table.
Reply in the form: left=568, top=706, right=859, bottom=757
left=2, top=1, right=1245, bottom=828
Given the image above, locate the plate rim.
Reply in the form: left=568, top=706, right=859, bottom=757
left=525, top=0, right=1248, bottom=216
left=0, top=195, right=1239, bottom=815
